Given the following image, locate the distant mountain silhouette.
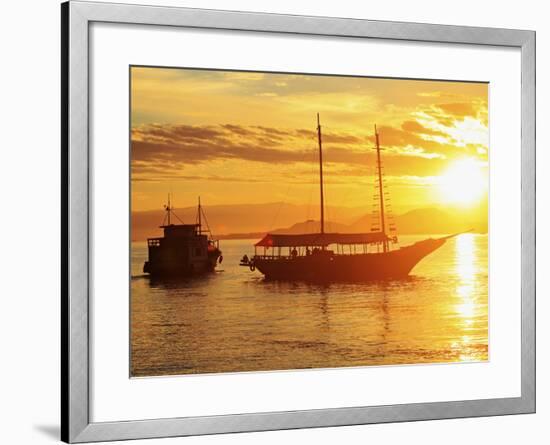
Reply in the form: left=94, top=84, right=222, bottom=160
left=272, top=219, right=349, bottom=234
left=348, top=207, right=486, bottom=235
left=211, top=220, right=348, bottom=241
left=131, top=203, right=487, bottom=242
left=131, top=202, right=363, bottom=241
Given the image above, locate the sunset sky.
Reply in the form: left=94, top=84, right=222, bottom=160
left=131, top=67, right=488, bottom=217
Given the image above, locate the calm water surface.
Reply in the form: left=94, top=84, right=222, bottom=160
left=131, top=234, right=488, bottom=376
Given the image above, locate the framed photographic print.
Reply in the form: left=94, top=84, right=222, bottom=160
left=62, top=1, right=535, bottom=442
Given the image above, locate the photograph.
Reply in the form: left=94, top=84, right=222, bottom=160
left=0, top=0, right=541, bottom=443
left=130, top=66, right=489, bottom=377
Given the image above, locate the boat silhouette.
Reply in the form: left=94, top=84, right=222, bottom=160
left=143, top=196, right=222, bottom=277
left=242, top=114, right=456, bottom=281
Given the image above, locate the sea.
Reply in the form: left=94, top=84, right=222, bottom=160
left=130, top=234, right=488, bottom=377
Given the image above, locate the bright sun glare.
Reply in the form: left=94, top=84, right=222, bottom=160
left=438, top=159, right=487, bottom=206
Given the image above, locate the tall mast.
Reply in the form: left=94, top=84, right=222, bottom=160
left=167, top=193, right=171, bottom=225
left=198, top=196, right=202, bottom=234
left=317, top=113, right=325, bottom=235
left=374, top=125, right=388, bottom=253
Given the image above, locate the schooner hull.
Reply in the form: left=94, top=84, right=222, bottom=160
left=253, top=238, right=446, bottom=282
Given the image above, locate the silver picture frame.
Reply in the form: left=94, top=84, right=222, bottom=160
left=61, top=1, right=536, bottom=442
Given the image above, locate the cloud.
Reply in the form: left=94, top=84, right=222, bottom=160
left=401, top=120, right=446, bottom=137
left=131, top=139, right=308, bottom=165
left=417, top=100, right=488, bottom=128
left=436, top=102, right=478, bottom=118
left=131, top=119, right=484, bottom=183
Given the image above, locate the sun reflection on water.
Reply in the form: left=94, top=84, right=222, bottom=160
left=454, top=233, right=479, bottom=361
left=456, top=234, right=476, bottom=281
left=131, top=235, right=489, bottom=376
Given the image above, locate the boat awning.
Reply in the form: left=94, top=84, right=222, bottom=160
left=254, top=232, right=389, bottom=247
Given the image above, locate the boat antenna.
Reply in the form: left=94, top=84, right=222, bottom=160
left=374, top=125, right=389, bottom=253
left=317, top=113, right=325, bottom=235
left=161, top=193, right=184, bottom=226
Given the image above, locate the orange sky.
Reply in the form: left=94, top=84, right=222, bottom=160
left=131, top=66, right=488, bottom=215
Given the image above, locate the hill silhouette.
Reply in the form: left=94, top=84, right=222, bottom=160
left=131, top=202, right=363, bottom=241
left=132, top=203, right=487, bottom=241
left=348, top=207, right=486, bottom=235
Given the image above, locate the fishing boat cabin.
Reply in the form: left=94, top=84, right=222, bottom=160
left=143, top=197, right=222, bottom=278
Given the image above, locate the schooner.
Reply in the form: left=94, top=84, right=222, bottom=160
left=243, top=114, right=450, bottom=281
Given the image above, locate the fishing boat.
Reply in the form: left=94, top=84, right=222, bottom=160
left=241, top=114, right=452, bottom=281
left=143, top=196, right=222, bottom=278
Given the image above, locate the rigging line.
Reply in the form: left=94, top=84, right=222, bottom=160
left=168, top=195, right=185, bottom=225
left=304, top=139, right=317, bottom=225
left=268, top=198, right=287, bottom=233
left=320, top=122, right=330, bottom=232
left=319, top=122, right=363, bottom=219
left=337, top=144, right=377, bottom=210
left=305, top=186, right=313, bottom=222
left=370, top=142, right=382, bottom=233
left=200, top=205, right=215, bottom=239
left=172, top=209, right=185, bottom=224
left=323, top=167, right=332, bottom=232
left=268, top=140, right=316, bottom=232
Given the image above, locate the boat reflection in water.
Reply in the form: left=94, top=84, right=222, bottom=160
left=130, top=234, right=488, bottom=376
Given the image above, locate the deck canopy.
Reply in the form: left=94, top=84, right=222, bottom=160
left=255, top=232, right=389, bottom=247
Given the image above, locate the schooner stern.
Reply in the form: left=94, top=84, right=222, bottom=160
left=242, top=114, right=448, bottom=281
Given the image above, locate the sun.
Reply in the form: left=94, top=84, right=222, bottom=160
left=438, top=158, right=487, bottom=206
